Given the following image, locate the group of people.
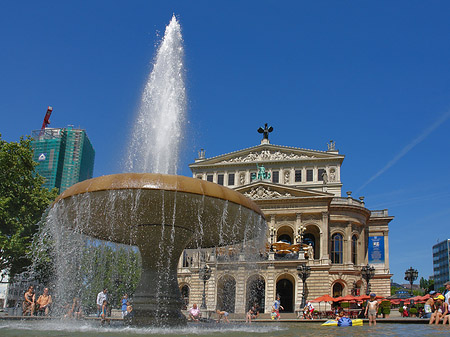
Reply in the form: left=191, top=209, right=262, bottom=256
left=21, top=285, right=134, bottom=324
left=245, top=304, right=259, bottom=323
left=425, top=281, right=450, bottom=325
left=188, top=303, right=230, bottom=323
left=22, top=286, right=53, bottom=317
left=96, top=288, right=133, bottom=325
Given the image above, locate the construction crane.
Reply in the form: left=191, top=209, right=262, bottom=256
left=39, top=106, right=53, bottom=135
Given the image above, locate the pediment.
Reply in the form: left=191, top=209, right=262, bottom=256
left=190, top=143, right=344, bottom=168
left=235, top=181, right=333, bottom=201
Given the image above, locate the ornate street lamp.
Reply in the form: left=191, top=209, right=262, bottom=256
left=296, top=225, right=306, bottom=245
left=199, top=264, right=212, bottom=309
left=297, top=263, right=311, bottom=308
left=361, top=264, right=375, bottom=295
left=269, top=226, right=276, bottom=251
left=404, top=267, right=418, bottom=296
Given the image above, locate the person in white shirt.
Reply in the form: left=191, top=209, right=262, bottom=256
left=96, top=288, right=108, bottom=317
left=444, top=281, right=450, bottom=306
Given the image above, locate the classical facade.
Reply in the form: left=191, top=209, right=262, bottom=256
left=177, top=133, right=393, bottom=315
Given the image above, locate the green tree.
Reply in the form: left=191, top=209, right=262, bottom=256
left=419, top=277, right=434, bottom=293
left=78, top=243, right=141, bottom=312
left=0, top=134, right=58, bottom=280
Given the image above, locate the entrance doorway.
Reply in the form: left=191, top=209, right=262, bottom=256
left=276, top=278, right=294, bottom=312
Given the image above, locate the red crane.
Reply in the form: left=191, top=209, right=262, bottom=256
left=39, top=106, right=53, bottom=135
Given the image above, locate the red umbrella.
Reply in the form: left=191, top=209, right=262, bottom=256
left=355, top=294, right=370, bottom=301
left=311, top=294, right=334, bottom=317
left=312, top=294, right=334, bottom=303
left=339, top=295, right=357, bottom=302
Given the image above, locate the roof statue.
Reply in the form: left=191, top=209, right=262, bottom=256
left=258, top=123, right=273, bottom=144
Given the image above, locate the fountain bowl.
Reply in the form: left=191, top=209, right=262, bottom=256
left=52, top=173, right=266, bottom=326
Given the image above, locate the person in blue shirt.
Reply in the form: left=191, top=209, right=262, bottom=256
left=121, top=294, right=128, bottom=318
left=271, top=295, right=284, bottom=320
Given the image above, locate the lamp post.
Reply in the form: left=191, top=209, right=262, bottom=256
left=269, top=226, right=276, bottom=251
left=361, top=264, right=375, bottom=295
left=199, top=265, right=211, bottom=309
left=297, top=264, right=311, bottom=309
left=296, top=225, right=306, bottom=245
left=404, top=267, right=418, bottom=296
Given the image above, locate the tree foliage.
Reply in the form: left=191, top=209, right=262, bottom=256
left=77, top=243, right=141, bottom=312
left=0, top=134, right=58, bottom=280
left=419, top=277, right=434, bottom=293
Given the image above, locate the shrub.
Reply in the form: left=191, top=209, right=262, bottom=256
left=380, top=300, right=391, bottom=315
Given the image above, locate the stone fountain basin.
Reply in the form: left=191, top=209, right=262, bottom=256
left=54, top=173, right=265, bottom=248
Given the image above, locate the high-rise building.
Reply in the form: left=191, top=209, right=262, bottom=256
left=31, top=126, right=95, bottom=192
left=433, top=239, right=450, bottom=290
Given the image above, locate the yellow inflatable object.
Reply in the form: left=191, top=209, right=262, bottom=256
left=322, top=319, right=363, bottom=326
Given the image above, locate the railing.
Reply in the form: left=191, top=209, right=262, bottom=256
left=274, top=252, right=299, bottom=260
left=331, top=197, right=364, bottom=207
left=370, top=209, right=389, bottom=217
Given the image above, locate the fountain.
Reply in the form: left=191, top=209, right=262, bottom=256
left=51, top=173, right=265, bottom=326
left=46, top=15, right=266, bottom=326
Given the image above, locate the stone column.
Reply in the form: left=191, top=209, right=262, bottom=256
left=235, top=268, right=246, bottom=314
left=265, top=265, right=276, bottom=313
left=321, top=212, right=329, bottom=261
left=384, top=230, right=390, bottom=272
left=344, top=222, right=352, bottom=266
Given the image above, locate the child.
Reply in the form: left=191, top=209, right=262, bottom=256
left=100, top=300, right=110, bottom=326
left=365, top=294, right=379, bottom=326
left=216, top=309, right=230, bottom=323
left=336, top=307, right=352, bottom=327
left=272, top=295, right=284, bottom=320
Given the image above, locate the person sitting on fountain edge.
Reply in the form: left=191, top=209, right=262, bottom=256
left=96, top=288, right=108, bottom=317
left=22, top=286, right=36, bottom=316
left=36, top=287, right=52, bottom=316
left=246, top=305, right=258, bottom=323
left=188, top=303, right=201, bottom=322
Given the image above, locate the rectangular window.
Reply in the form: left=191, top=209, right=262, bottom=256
left=228, top=173, right=235, bottom=186
left=295, top=170, right=302, bottom=182
left=272, top=171, right=279, bottom=183
left=217, top=174, right=224, bottom=185
left=306, top=169, right=313, bottom=182
left=206, top=175, right=213, bottom=182
left=318, top=169, right=325, bottom=181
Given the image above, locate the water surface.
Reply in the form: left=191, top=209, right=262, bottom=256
left=1, top=321, right=448, bottom=337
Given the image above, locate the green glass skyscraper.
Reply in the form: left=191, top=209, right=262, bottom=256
left=31, top=126, right=95, bottom=192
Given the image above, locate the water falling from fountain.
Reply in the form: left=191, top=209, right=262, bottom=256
left=26, top=15, right=267, bottom=328
left=126, top=15, right=186, bottom=174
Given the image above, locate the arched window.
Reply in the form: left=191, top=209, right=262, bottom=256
left=351, top=235, right=358, bottom=265
left=331, top=233, right=343, bottom=264
left=217, top=275, right=236, bottom=313
left=180, top=285, right=190, bottom=310
left=333, top=282, right=343, bottom=297
left=277, top=234, right=292, bottom=244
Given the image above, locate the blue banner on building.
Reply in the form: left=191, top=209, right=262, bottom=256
left=368, top=236, right=385, bottom=264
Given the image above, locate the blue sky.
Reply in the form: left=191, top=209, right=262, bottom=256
left=1, top=1, right=449, bottom=285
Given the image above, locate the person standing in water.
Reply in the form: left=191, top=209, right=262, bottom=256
left=365, top=294, right=379, bottom=326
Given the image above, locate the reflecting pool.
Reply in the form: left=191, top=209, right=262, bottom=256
left=1, top=321, right=449, bottom=337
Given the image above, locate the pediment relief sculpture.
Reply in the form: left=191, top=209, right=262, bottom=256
left=221, top=150, right=315, bottom=163
left=243, top=186, right=292, bottom=200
